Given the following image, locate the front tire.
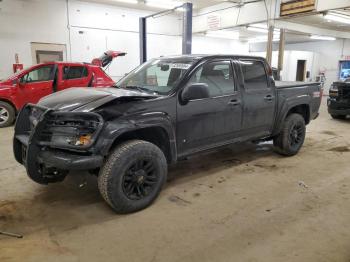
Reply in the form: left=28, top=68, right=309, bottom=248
left=0, top=101, right=15, bottom=128
left=98, top=140, right=167, bottom=213
left=273, top=113, right=306, bottom=156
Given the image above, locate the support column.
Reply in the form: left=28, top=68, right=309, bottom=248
left=182, top=2, right=193, bottom=55
left=266, top=25, right=274, bottom=65
left=139, top=17, right=147, bottom=64
left=278, top=29, right=286, bottom=79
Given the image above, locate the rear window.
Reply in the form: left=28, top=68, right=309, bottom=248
left=240, top=60, right=268, bottom=90
left=63, top=66, right=88, bottom=80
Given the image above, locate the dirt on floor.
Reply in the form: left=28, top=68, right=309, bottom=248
left=1, top=100, right=350, bottom=262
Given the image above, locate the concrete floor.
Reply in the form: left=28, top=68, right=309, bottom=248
left=1, top=100, right=350, bottom=262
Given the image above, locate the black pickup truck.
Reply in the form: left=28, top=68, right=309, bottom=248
left=13, top=55, right=322, bottom=213
left=328, top=81, right=350, bottom=119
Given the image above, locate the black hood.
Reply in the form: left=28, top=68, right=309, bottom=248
left=38, top=87, right=158, bottom=111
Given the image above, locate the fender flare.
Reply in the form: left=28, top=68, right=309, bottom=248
left=97, top=112, right=177, bottom=162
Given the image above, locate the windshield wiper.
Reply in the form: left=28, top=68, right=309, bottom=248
left=120, top=85, right=159, bottom=94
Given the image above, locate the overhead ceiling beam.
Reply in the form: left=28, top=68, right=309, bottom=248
left=274, top=20, right=350, bottom=39
left=316, top=0, right=350, bottom=12
left=192, top=0, right=276, bottom=33
left=193, top=0, right=350, bottom=35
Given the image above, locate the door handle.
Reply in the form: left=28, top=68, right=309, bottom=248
left=264, top=95, right=274, bottom=102
left=228, top=99, right=241, bottom=106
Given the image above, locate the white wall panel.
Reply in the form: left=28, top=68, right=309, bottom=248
left=0, top=0, right=69, bottom=79
left=0, top=0, right=249, bottom=82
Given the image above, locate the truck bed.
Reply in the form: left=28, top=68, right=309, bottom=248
left=275, top=81, right=320, bottom=89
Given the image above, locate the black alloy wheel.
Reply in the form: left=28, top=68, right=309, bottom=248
left=122, top=159, right=159, bottom=200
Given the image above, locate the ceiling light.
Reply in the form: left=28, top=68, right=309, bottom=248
left=324, top=13, right=350, bottom=24
left=248, top=36, right=280, bottom=43
left=146, top=0, right=183, bottom=9
left=247, top=27, right=269, bottom=33
left=310, top=35, right=336, bottom=41
left=205, top=30, right=240, bottom=40
left=113, top=0, right=138, bottom=4
left=247, top=26, right=280, bottom=34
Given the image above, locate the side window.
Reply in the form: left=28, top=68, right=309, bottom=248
left=64, top=66, right=88, bottom=80
left=187, top=60, right=234, bottom=97
left=240, top=60, right=268, bottom=90
left=21, top=65, right=54, bottom=83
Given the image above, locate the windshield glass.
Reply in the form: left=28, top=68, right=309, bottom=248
left=117, top=59, right=194, bottom=94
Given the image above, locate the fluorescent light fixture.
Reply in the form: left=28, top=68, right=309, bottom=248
left=248, top=36, right=280, bottom=43
left=205, top=30, right=240, bottom=40
left=146, top=0, right=183, bottom=9
left=324, top=13, right=350, bottom=25
left=310, top=35, right=336, bottom=41
left=113, top=0, right=138, bottom=3
left=247, top=26, right=280, bottom=34
left=247, top=27, right=269, bottom=33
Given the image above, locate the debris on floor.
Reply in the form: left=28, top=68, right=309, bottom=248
left=298, top=181, right=309, bottom=189
left=0, top=231, right=23, bottom=239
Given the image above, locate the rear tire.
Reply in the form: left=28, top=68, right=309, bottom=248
left=273, top=113, right=306, bottom=156
left=0, top=101, right=15, bottom=128
left=331, top=114, right=346, bottom=120
left=98, top=140, right=167, bottom=214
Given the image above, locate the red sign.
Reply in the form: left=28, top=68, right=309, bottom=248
left=207, top=15, right=221, bottom=30
left=13, top=64, right=23, bottom=73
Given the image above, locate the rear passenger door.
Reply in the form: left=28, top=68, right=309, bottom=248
left=177, top=60, right=243, bottom=155
left=238, top=59, right=276, bottom=136
left=59, top=65, right=90, bottom=90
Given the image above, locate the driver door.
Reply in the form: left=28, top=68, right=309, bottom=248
left=18, top=65, right=55, bottom=106
left=176, top=60, right=243, bottom=156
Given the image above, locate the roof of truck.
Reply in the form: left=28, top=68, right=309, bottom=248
left=156, top=54, right=266, bottom=62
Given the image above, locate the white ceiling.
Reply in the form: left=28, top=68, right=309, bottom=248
left=281, top=9, right=350, bottom=33
left=82, top=0, right=232, bottom=10
left=78, top=0, right=350, bottom=44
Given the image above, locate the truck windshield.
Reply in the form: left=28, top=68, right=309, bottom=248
left=116, top=59, right=194, bottom=94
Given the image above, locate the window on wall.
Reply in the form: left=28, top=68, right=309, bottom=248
left=63, top=66, right=88, bottom=80
left=21, top=65, right=54, bottom=83
left=240, top=60, right=268, bottom=90
left=187, top=60, right=235, bottom=97
left=339, top=61, right=350, bottom=81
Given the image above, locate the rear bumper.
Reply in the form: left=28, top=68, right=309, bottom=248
left=327, top=98, right=350, bottom=116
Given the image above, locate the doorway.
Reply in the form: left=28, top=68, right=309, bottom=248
left=31, top=42, right=66, bottom=64
left=296, top=60, right=306, bottom=81
left=36, top=50, right=63, bottom=63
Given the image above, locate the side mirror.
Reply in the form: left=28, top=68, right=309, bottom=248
left=181, top=83, right=210, bottom=102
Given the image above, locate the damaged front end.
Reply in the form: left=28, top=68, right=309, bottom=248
left=328, top=82, right=350, bottom=116
left=13, top=104, right=104, bottom=184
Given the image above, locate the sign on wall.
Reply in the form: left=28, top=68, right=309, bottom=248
left=207, top=15, right=221, bottom=30
left=280, top=0, right=316, bottom=16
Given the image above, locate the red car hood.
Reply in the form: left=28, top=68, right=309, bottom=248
left=0, top=79, right=13, bottom=89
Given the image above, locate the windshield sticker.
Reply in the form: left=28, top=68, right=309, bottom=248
left=163, top=63, right=191, bottom=70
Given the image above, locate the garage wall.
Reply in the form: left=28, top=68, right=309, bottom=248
left=250, top=39, right=350, bottom=92
left=284, top=40, right=350, bottom=91
left=192, top=36, right=249, bottom=56
left=251, top=50, right=319, bottom=83
left=0, top=0, right=249, bottom=81
left=67, top=0, right=184, bottom=80
left=0, top=0, right=69, bottom=80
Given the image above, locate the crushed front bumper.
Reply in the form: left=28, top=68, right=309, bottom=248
left=327, top=98, right=350, bottom=116
left=13, top=104, right=103, bottom=184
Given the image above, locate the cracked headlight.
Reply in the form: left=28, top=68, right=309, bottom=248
left=39, top=112, right=103, bottom=149
left=329, top=84, right=338, bottom=97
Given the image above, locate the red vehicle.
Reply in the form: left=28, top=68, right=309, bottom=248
left=0, top=51, right=125, bottom=127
